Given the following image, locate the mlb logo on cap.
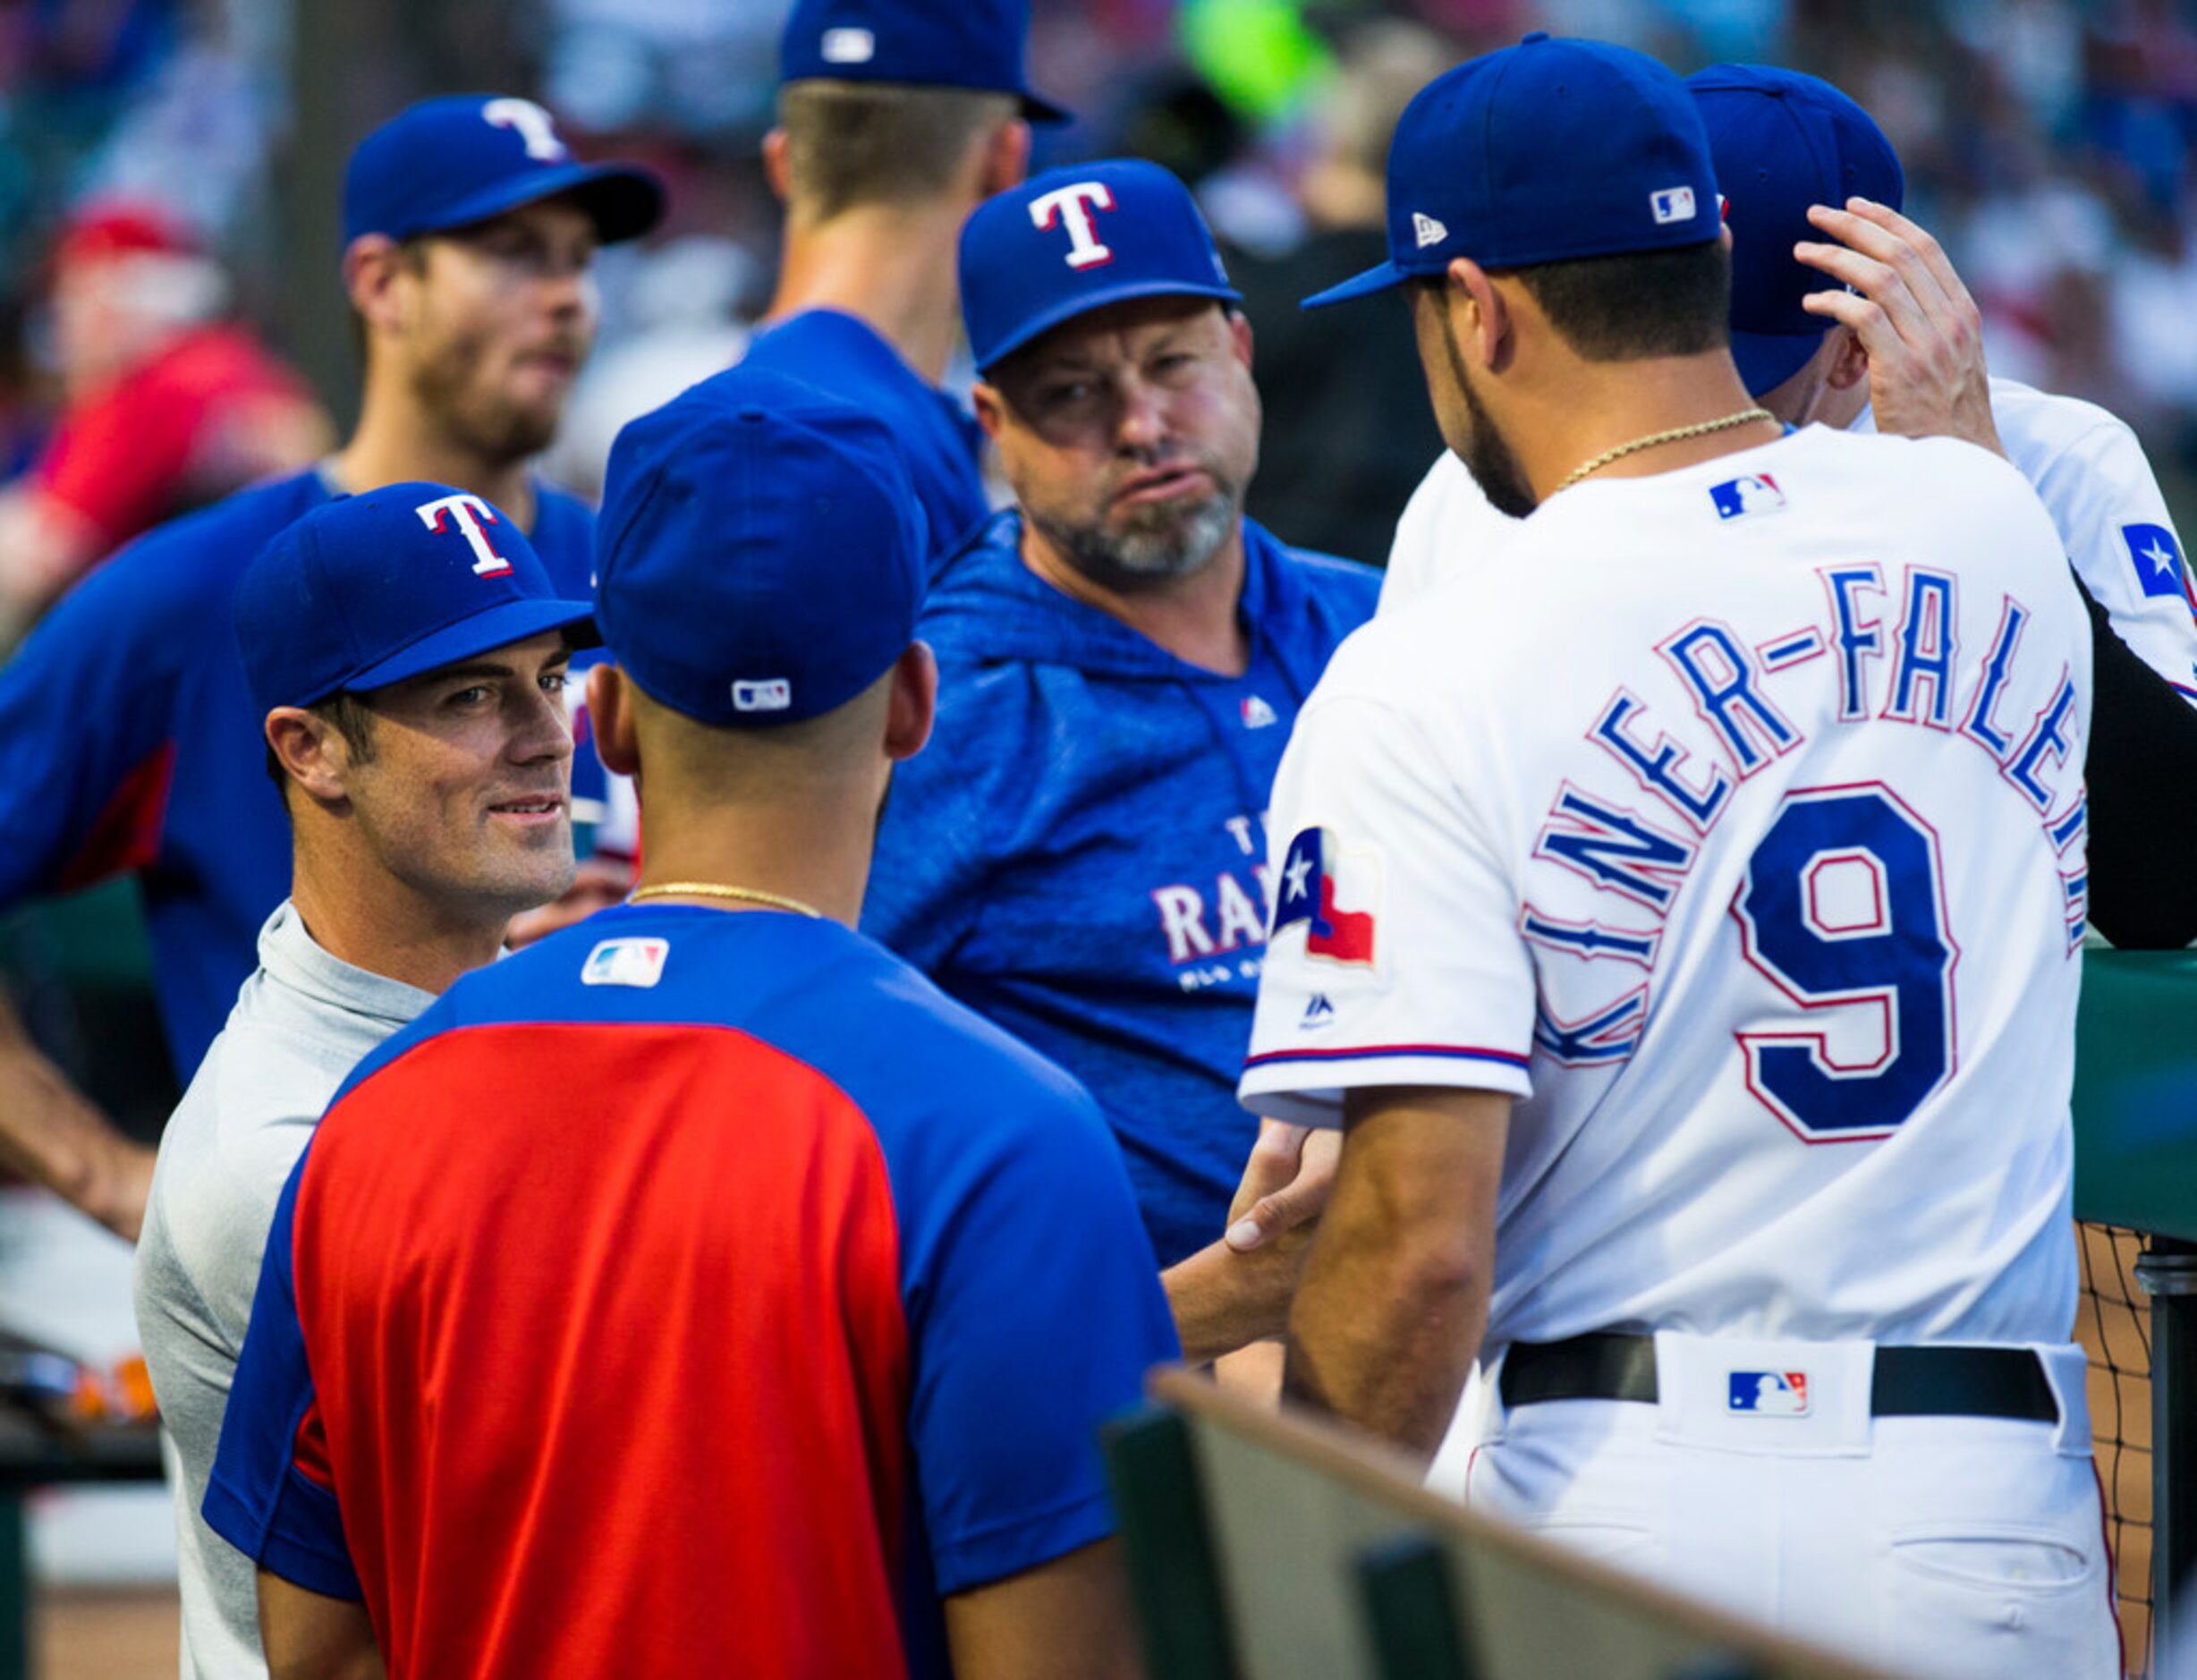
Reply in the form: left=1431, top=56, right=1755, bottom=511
left=1728, top=1370, right=1810, bottom=1415
left=1650, top=185, right=1698, bottom=225
left=1711, top=474, right=1786, bottom=521
left=2124, top=522, right=2186, bottom=600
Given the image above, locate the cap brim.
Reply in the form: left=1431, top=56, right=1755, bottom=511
left=980, top=279, right=1243, bottom=372
left=1021, top=89, right=1073, bottom=124
left=1300, top=259, right=1407, bottom=311
left=1729, top=325, right=1830, bottom=400
left=421, top=162, right=667, bottom=246
left=337, top=598, right=599, bottom=700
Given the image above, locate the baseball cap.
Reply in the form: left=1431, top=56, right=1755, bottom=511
left=960, top=159, right=1243, bottom=373
left=593, top=367, right=927, bottom=728
left=1303, top=33, right=1720, bottom=310
left=234, top=483, right=598, bottom=718
left=780, top=0, right=1070, bottom=124
left=50, top=202, right=196, bottom=271
left=343, top=95, right=666, bottom=250
left=1688, top=64, right=1906, bottom=397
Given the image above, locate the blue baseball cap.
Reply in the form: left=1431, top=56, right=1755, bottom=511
left=234, top=483, right=598, bottom=717
left=1303, top=34, right=1720, bottom=310
left=594, top=367, right=927, bottom=728
left=960, top=159, right=1242, bottom=372
left=780, top=0, right=1068, bottom=123
left=343, top=95, right=666, bottom=250
left=1688, top=64, right=1906, bottom=397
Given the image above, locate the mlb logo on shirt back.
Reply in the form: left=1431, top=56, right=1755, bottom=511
left=1728, top=1370, right=1810, bottom=1416
left=581, top=938, right=669, bottom=989
left=2123, top=522, right=2186, bottom=599
left=1710, top=474, right=1785, bottom=522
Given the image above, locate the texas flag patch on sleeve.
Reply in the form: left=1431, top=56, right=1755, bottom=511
left=1271, top=827, right=1378, bottom=966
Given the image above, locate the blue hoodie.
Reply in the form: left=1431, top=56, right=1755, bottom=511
left=863, top=510, right=1379, bottom=1266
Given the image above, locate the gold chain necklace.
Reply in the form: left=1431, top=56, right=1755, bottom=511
left=1554, top=407, right=1775, bottom=495
left=629, top=882, right=824, bottom=919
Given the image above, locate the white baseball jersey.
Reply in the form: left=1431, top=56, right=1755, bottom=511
left=1382, top=379, right=2197, bottom=703
left=1243, top=426, right=2091, bottom=1353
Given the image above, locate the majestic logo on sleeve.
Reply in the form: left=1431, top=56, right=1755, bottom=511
left=482, top=98, right=567, bottom=162
left=1272, top=827, right=1378, bottom=966
left=416, top=493, right=513, bottom=577
left=1029, top=182, right=1118, bottom=270
left=2124, top=523, right=2186, bottom=599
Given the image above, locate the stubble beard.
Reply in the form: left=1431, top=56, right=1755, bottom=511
left=410, top=333, right=564, bottom=465
left=1439, top=310, right=1538, bottom=520
left=1027, top=468, right=1243, bottom=595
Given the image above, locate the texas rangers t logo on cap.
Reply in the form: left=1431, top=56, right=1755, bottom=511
left=416, top=492, right=513, bottom=577
left=482, top=97, right=567, bottom=162
left=1029, top=181, right=1118, bottom=270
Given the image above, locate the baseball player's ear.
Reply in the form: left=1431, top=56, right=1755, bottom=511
left=885, top=641, right=937, bottom=763
left=1227, top=309, right=1254, bottom=370
left=977, top=118, right=1032, bottom=198
left=760, top=129, right=792, bottom=204
left=1824, top=324, right=1871, bottom=393
left=264, top=708, right=351, bottom=805
left=1448, top=259, right=1507, bottom=369
left=342, top=235, right=408, bottom=335
left=969, top=381, right=1007, bottom=442
left=586, top=664, right=641, bottom=777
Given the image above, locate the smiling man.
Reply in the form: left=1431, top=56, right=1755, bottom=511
left=862, top=159, right=1378, bottom=1361
left=0, top=94, right=659, bottom=1241
left=133, top=483, right=594, bottom=1680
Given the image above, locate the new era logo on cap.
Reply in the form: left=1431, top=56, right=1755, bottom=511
left=820, top=26, right=875, bottom=63
left=1412, top=211, right=1448, bottom=249
left=1651, top=185, right=1698, bottom=225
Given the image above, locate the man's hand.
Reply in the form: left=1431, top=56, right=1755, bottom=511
left=0, top=995, right=154, bottom=1242
left=1794, top=196, right=2004, bottom=456
left=1161, top=1121, right=1340, bottom=1366
left=1224, top=1118, right=1339, bottom=1252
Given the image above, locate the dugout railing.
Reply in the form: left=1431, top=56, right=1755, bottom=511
left=1109, top=948, right=2197, bottom=1680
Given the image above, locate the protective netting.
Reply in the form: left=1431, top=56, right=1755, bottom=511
left=2078, top=1220, right=2153, bottom=1676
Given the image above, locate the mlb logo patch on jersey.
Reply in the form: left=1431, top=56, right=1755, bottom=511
left=1272, top=827, right=1378, bottom=965
left=1241, top=694, right=1277, bottom=729
left=1710, top=474, right=1785, bottom=522
left=581, top=938, right=670, bottom=989
left=2124, top=523, right=2186, bottom=599
left=1727, top=1370, right=1810, bottom=1416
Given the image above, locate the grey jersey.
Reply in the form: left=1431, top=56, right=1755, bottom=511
left=134, top=904, right=430, bottom=1680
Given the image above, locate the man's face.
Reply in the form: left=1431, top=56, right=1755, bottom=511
left=1410, top=280, right=1537, bottom=519
left=340, top=631, right=579, bottom=920
left=980, top=296, right=1260, bottom=591
left=398, top=199, right=599, bottom=461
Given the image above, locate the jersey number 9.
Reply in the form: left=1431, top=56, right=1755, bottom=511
left=1733, top=785, right=1955, bottom=1142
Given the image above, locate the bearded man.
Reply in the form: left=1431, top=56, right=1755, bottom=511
left=863, top=160, right=1378, bottom=1364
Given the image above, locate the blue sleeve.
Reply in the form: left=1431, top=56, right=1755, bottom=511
left=897, top=1063, right=1178, bottom=1593
left=0, top=539, right=198, bottom=906
left=201, top=1144, right=362, bottom=1600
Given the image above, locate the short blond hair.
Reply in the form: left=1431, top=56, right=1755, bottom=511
left=778, top=80, right=1016, bottom=222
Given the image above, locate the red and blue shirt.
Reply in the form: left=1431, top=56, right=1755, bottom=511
left=205, top=904, right=1175, bottom=1680
left=0, top=468, right=600, bottom=1080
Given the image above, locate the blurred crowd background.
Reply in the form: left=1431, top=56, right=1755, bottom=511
left=0, top=0, right=2188, bottom=581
